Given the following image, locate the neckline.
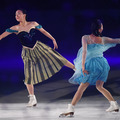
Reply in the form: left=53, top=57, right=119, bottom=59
left=87, top=43, right=104, bottom=45
left=17, top=28, right=36, bottom=35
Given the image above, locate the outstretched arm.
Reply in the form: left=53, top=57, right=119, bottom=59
left=40, top=28, right=58, bottom=49
left=0, top=25, right=18, bottom=40
left=0, top=32, right=11, bottom=40
left=33, top=22, right=58, bottom=49
left=102, top=37, right=120, bottom=44
left=82, top=36, right=89, bottom=76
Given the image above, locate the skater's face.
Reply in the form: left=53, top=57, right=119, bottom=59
left=99, top=24, right=103, bottom=33
left=15, top=10, right=26, bottom=22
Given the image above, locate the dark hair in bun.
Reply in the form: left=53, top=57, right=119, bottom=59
left=91, top=19, right=102, bottom=37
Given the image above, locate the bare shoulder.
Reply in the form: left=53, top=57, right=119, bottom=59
left=102, top=36, right=112, bottom=40
left=82, top=35, right=89, bottom=42
left=30, top=21, right=39, bottom=26
left=10, top=25, right=19, bottom=30
left=82, top=35, right=88, bottom=39
left=102, top=36, right=113, bottom=42
left=102, top=36, right=113, bottom=44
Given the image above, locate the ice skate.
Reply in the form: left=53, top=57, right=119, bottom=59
left=26, top=95, right=37, bottom=107
left=106, top=101, right=119, bottom=112
left=59, top=104, right=74, bottom=117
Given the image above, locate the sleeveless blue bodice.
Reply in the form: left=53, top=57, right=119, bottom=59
left=6, top=25, right=42, bottom=48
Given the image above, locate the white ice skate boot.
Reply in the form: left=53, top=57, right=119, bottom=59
left=106, top=101, right=119, bottom=112
left=59, top=104, right=74, bottom=117
left=27, top=95, right=37, bottom=107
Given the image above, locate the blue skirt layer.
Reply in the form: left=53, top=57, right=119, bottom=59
left=73, top=57, right=110, bottom=85
left=69, top=43, right=117, bottom=85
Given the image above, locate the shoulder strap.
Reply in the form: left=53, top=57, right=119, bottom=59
left=101, top=37, right=105, bottom=44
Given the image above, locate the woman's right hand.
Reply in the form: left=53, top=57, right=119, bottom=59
left=82, top=66, right=89, bottom=76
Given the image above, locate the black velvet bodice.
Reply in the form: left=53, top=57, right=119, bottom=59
left=6, top=24, right=42, bottom=48
left=17, top=28, right=39, bottom=48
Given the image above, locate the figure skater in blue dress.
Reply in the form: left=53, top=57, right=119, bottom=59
left=60, top=19, right=120, bottom=117
left=0, top=9, right=75, bottom=107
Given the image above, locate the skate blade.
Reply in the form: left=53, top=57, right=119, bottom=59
left=59, top=112, right=74, bottom=118
left=33, top=104, right=37, bottom=107
left=27, top=104, right=37, bottom=107
left=107, top=109, right=119, bottom=112
left=114, top=109, right=119, bottom=112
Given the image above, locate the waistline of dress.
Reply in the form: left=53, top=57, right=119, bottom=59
left=22, top=40, right=39, bottom=50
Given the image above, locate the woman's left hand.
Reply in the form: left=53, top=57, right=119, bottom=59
left=53, top=40, right=58, bottom=49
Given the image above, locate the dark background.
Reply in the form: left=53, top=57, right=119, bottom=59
left=0, top=0, right=120, bottom=100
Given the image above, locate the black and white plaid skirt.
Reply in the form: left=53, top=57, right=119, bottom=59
left=21, top=41, right=68, bottom=85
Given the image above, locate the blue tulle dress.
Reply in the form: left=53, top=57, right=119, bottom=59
left=69, top=37, right=116, bottom=85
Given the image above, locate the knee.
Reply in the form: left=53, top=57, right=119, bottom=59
left=96, top=85, right=103, bottom=91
